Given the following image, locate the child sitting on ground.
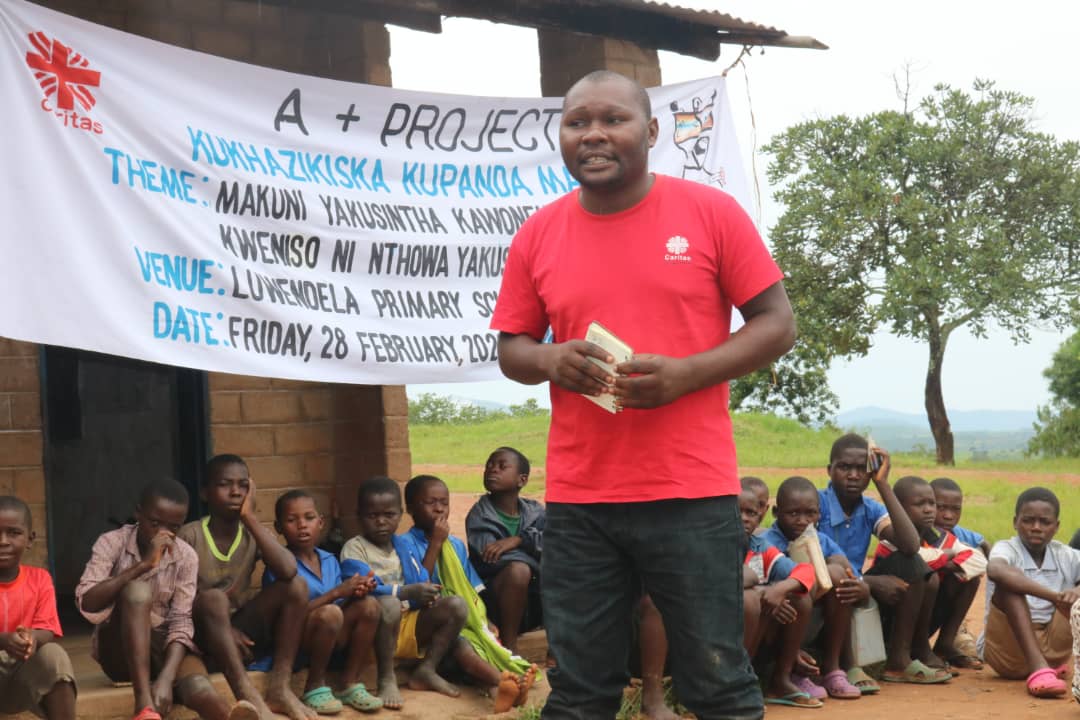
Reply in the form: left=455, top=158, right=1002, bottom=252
left=340, top=475, right=470, bottom=710
left=0, top=495, right=76, bottom=720
left=739, top=478, right=820, bottom=708
left=77, top=480, right=257, bottom=720
left=873, top=476, right=981, bottom=678
left=921, top=477, right=986, bottom=669
left=982, top=487, right=1080, bottom=698
left=763, top=476, right=866, bottom=699
left=400, top=474, right=537, bottom=711
left=741, top=476, right=770, bottom=536
left=268, top=490, right=382, bottom=714
left=817, top=434, right=949, bottom=685
left=466, top=446, right=545, bottom=654
left=177, top=454, right=312, bottom=720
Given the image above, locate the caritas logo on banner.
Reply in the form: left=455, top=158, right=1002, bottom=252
left=25, top=30, right=103, bottom=133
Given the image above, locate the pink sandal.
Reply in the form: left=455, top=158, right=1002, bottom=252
left=790, top=673, right=826, bottom=699
left=1027, top=667, right=1067, bottom=698
left=821, top=669, right=861, bottom=699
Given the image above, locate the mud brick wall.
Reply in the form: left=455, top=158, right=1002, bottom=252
left=538, top=29, right=661, bottom=96
left=208, top=374, right=411, bottom=539
left=0, top=338, right=47, bottom=568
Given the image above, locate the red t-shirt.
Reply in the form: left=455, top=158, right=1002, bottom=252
left=492, top=174, right=783, bottom=503
left=0, top=565, right=64, bottom=636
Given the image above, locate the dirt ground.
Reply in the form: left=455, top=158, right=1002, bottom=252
left=425, top=483, right=1080, bottom=720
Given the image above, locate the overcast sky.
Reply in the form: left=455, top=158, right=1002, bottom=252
left=388, top=0, right=1079, bottom=415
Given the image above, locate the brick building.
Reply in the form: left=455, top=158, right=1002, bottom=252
left=1, top=0, right=819, bottom=606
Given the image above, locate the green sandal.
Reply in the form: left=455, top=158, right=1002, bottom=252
left=301, top=686, right=343, bottom=715
left=335, top=683, right=384, bottom=713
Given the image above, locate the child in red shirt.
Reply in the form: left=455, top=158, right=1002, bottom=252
left=0, top=495, right=76, bottom=719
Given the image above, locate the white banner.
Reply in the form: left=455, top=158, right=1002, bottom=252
left=0, top=0, right=751, bottom=384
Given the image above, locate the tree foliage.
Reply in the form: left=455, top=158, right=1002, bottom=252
left=407, top=392, right=548, bottom=425
left=1028, top=329, right=1080, bottom=457
left=761, top=79, right=1080, bottom=463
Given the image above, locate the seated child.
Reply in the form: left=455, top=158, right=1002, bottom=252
left=873, top=477, right=980, bottom=679
left=76, top=480, right=257, bottom=720
left=399, top=474, right=537, bottom=712
left=764, top=476, right=866, bottom=699
left=177, top=454, right=311, bottom=720
left=925, top=477, right=986, bottom=669
left=340, top=476, right=470, bottom=710
left=739, top=479, right=820, bottom=708
left=981, top=487, right=1080, bottom=698
left=741, top=476, right=770, bottom=536
left=0, top=495, right=76, bottom=720
left=817, top=434, right=949, bottom=685
left=268, top=490, right=382, bottom=714
left=465, top=446, right=545, bottom=653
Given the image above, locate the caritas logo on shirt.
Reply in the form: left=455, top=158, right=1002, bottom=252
left=664, top=235, right=692, bottom=263
left=25, top=30, right=104, bottom=134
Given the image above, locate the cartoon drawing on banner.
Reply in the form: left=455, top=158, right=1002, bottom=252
left=669, top=91, right=726, bottom=187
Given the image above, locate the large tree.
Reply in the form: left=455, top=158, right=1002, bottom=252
left=762, top=80, right=1080, bottom=464
left=1028, top=328, right=1080, bottom=458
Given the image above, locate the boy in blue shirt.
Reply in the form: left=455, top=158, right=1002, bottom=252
left=267, top=490, right=383, bottom=714
left=817, top=434, right=946, bottom=684
left=765, top=476, right=867, bottom=698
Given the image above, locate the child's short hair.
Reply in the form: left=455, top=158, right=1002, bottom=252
left=205, top=453, right=248, bottom=486
left=0, top=495, right=32, bottom=530
left=829, top=433, right=867, bottom=463
left=357, top=475, right=402, bottom=512
left=1015, top=487, right=1060, bottom=518
left=776, top=476, right=817, bottom=507
left=929, top=477, right=962, bottom=494
left=893, top=476, right=928, bottom=504
left=495, top=446, right=530, bottom=477
left=740, top=476, right=768, bottom=495
left=274, top=489, right=314, bottom=522
left=404, top=474, right=445, bottom=507
left=139, top=479, right=190, bottom=510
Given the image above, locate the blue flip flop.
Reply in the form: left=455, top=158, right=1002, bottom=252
left=764, top=691, right=823, bottom=708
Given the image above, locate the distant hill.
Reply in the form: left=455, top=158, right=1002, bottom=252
left=835, top=406, right=1036, bottom=457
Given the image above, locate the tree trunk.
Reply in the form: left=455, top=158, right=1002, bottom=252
left=924, top=328, right=955, bottom=465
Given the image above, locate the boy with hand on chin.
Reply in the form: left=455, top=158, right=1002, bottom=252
left=0, top=495, right=76, bottom=720
left=817, top=434, right=948, bottom=685
left=78, top=480, right=256, bottom=720
left=982, top=487, right=1080, bottom=698
left=466, top=446, right=545, bottom=654
left=178, top=455, right=313, bottom=720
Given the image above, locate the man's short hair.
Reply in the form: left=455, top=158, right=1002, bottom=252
left=893, top=476, right=928, bottom=504
left=0, top=495, right=32, bottom=530
left=776, top=476, right=817, bottom=507
left=204, top=453, right=247, bottom=486
left=829, top=433, right=868, bottom=463
left=929, top=477, right=962, bottom=494
left=139, top=479, right=190, bottom=510
left=565, top=70, right=652, bottom=119
left=1015, top=487, right=1060, bottom=518
left=357, top=476, right=402, bottom=513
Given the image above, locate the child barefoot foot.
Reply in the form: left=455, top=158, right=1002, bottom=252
left=513, top=664, right=539, bottom=707
left=493, top=671, right=520, bottom=713
left=408, top=664, right=461, bottom=698
left=376, top=677, right=404, bottom=710
left=639, top=677, right=673, bottom=716
left=266, top=687, right=319, bottom=720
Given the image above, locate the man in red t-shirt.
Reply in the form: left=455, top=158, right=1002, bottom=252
left=0, top=495, right=76, bottom=719
left=492, top=71, right=795, bottom=720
